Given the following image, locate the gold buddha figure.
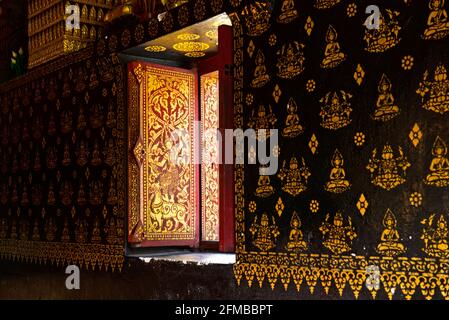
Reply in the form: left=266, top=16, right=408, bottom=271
left=376, top=209, right=406, bottom=257
left=255, top=172, right=275, bottom=198
left=424, top=136, right=449, bottom=187
left=320, top=212, right=357, bottom=255
left=366, top=144, right=411, bottom=190
left=250, top=212, right=280, bottom=252
left=372, top=74, right=400, bottom=121
left=423, top=0, right=449, bottom=40
left=251, top=50, right=270, bottom=88
left=277, top=0, right=298, bottom=24
left=286, top=211, right=308, bottom=253
left=364, top=9, right=401, bottom=53
left=321, top=25, right=346, bottom=69
left=282, top=98, right=304, bottom=138
left=421, top=214, right=449, bottom=258
left=417, top=64, right=449, bottom=114
left=277, top=42, right=305, bottom=79
left=243, top=2, right=272, bottom=37
left=278, top=157, right=311, bottom=197
left=325, top=149, right=351, bottom=193
left=319, top=91, right=353, bottom=130
left=248, top=105, right=277, bottom=140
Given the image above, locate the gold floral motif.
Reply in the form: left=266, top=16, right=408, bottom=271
left=148, top=18, right=159, bottom=37
left=286, top=211, right=308, bottom=253
left=416, top=63, right=449, bottom=114
left=421, top=214, right=449, bottom=258
left=121, top=29, right=131, bottom=48
left=310, top=200, right=319, bottom=213
left=320, top=212, right=357, bottom=255
left=347, top=3, right=357, bottom=17
left=162, top=12, right=174, bottom=32
left=272, top=84, right=282, bottom=103
left=422, top=0, right=449, bottom=40
left=249, top=201, right=257, bottom=213
left=424, top=136, right=449, bottom=187
left=356, top=194, right=368, bottom=217
left=211, top=0, right=223, bottom=14
left=277, top=0, right=298, bottom=24
left=410, top=192, right=423, bottom=207
left=354, top=132, right=365, bottom=147
left=275, top=197, right=285, bottom=217
left=321, top=25, right=346, bottom=69
left=278, top=157, right=311, bottom=197
left=250, top=213, right=280, bottom=251
left=145, top=45, right=167, bottom=52
left=276, top=42, right=306, bottom=79
left=376, top=209, right=407, bottom=257
left=178, top=6, right=190, bottom=27
left=364, top=9, right=401, bottom=53
left=304, top=16, right=314, bottom=36
left=325, top=149, right=351, bottom=193
left=353, top=64, right=365, bottom=86
left=409, top=123, right=423, bottom=147
left=269, top=34, right=277, bottom=46
left=402, top=55, right=414, bottom=70
left=366, top=144, right=411, bottom=190
left=309, top=134, right=319, bottom=155
left=372, top=74, right=400, bottom=121
left=247, top=40, right=255, bottom=58
left=319, top=91, right=353, bottom=130
left=185, top=52, right=206, bottom=58
left=194, top=0, right=206, bottom=21
left=306, top=79, right=316, bottom=92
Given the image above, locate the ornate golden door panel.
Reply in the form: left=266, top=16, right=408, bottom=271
left=128, top=62, right=199, bottom=247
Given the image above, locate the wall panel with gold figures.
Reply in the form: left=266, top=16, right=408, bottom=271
left=232, top=0, right=449, bottom=300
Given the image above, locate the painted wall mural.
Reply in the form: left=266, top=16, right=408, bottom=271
left=233, top=0, right=449, bottom=300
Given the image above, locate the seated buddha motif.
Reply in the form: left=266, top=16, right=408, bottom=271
left=325, top=149, right=351, bottom=193
left=255, top=172, right=275, bottom=198
left=278, top=157, right=311, bottom=197
left=243, top=2, right=272, bottom=37
left=276, top=42, right=305, bottom=79
left=248, top=105, right=277, bottom=140
left=372, top=74, right=400, bottom=122
left=376, top=209, right=406, bottom=257
left=416, top=64, right=449, bottom=114
left=321, top=25, right=346, bottom=69
left=320, top=212, right=357, bottom=255
left=282, top=98, right=304, bottom=138
left=286, top=211, right=308, bottom=253
left=364, top=9, right=401, bottom=53
left=251, top=50, right=270, bottom=88
left=277, top=0, right=298, bottom=24
left=421, top=214, right=449, bottom=259
left=250, top=213, right=280, bottom=252
left=319, top=91, right=353, bottom=130
left=423, top=0, right=449, bottom=40
left=424, top=136, right=449, bottom=187
left=366, top=144, right=411, bottom=190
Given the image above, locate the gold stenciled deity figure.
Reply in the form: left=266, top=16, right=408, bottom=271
left=276, top=41, right=306, bottom=79
left=376, top=209, right=406, bottom=257
left=320, top=212, right=357, bottom=255
left=423, top=0, right=449, bottom=40
left=250, top=212, right=280, bottom=252
left=278, top=157, right=311, bottom=196
left=282, top=98, right=304, bottom=138
left=416, top=64, right=449, bottom=114
left=255, top=166, right=275, bottom=198
left=325, top=149, right=351, bottom=193
left=366, top=144, right=411, bottom=190
left=321, top=25, right=347, bottom=69
left=286, top=211, right=308, bottom=253
left=372, top=74, right=400, bottom=122
left=421, top=214, right=449, bottom=259
left=277, top=0, right=298, bottom=24
left=251, top=50, right=270, bottom=88
left=319, top=91, right=353, bottom=130
left=424, top=136, right=449, bottom=187
left=248, top=105, right=277, bottom=140
left=314, top=0, right=341, bottom=10
left=242, top=1, right=272, bottom=37
left=364, top=9, right=401, bottom=53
